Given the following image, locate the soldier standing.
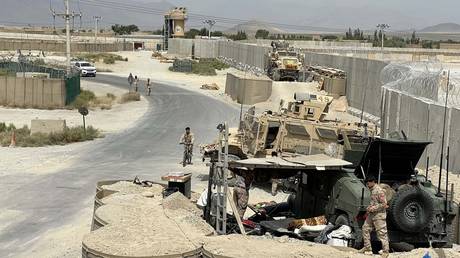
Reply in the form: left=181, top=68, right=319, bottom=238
left=233, top=171, right=254, bottom=219
left=134, top=75, right=139, bottom=92
left=128, top=73, right=134, bottom=91
left=359, top=175, right=389, bottom=257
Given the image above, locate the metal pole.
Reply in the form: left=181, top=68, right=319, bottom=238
left=437, top=71, right=450, bottom=196
left=82, top=115, right=86, bottom=137
left=445, top=146, right=450, bottom=212
left=222, top=122, right=229, bottom=234
left=65, top=0, right=71, bottom=74
left=94, top=16, right=101, bottom=43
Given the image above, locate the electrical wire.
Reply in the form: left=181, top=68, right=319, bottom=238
left=76, top=0, right=334, bottom=32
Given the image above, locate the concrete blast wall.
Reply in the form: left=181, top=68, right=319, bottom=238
left=0, top=76, right=65, bottom=108
left=168, top=39, right=270, bottom=69
left=304, top=52, right=388, bottom=116
left=225, top=73, right=272, bottom=105
left=0, top=39, right=130, bottom=52
left=381, top=87, right=460, bottom=170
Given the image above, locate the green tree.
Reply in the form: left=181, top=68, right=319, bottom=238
left=255, top=29, right=270, bottom=39
left=111, top=24, right=139, bottom=35
left=410, top=31, right=420, bottom=45
left=185, top=29, right=200, bottom=38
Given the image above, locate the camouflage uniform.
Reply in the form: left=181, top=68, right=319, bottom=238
left=362, top=184, right=389, bottom=253
left=233, top=172, right=254, bottom=218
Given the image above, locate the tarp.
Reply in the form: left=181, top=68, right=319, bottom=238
left=228, top=154, right=351, bottom=171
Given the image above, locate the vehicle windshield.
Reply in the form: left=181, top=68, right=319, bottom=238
left=80, top=63, right=91, bottom=67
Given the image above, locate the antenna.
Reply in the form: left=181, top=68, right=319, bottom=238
left=436, top=70, right=450, bottom=197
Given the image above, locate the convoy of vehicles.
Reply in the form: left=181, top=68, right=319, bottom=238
left=266, top=41, right=304, bottom=81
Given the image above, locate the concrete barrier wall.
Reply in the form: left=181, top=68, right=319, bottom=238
left=243, top=39, right=373, bottom=48
left=225, top=73, right=272, bottom=105
left=381, top=87, right=460, bottom=170
left=0, top=76, right=65, bottom=108
left=168, top=39, right=270, bottom=69
left=0, top=39, right=130, bottom=52
left=304, top=52, right=388, bottom=116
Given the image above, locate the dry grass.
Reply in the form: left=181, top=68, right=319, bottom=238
left=119, top=92, right=140, bottom=104
left=69, top=90, right=118, bottom=110
left=0, top=123, right=102, bottom=147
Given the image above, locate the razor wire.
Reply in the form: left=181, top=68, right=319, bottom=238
left=218, top=56, right=266, bottom=77
left=380, top=61, right=460, bottom=108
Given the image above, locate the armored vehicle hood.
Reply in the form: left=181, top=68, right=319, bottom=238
left=355, top=138, right=430, bottom=182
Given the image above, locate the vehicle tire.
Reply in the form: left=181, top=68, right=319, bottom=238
left=335, top=214, right=349, bottom=226
left=389, top=186, right=434, bottom=233
left=390, top=242, right=414, bottom=252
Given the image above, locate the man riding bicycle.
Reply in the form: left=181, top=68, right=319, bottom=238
left=179, top=127, right=195, bottom=166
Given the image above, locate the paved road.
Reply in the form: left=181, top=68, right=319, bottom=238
left=0, top=74, right=238, bottom=257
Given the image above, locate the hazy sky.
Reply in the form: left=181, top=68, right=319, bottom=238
left=1, top=0, right=459, bottom=31
left=169, top=0, right=460, bottom=30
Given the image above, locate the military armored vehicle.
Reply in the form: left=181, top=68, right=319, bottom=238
left=266, top=41, right=304, bottom=81
left=289, top=136, right=457, bottom=249
left=224, top=93, right=376, bottom=161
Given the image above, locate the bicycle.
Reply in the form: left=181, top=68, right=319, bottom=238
left=181, top=143, right=193, bottom=167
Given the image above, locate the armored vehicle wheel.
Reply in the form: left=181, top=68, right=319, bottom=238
left=389, top=186, right=434, bottom=233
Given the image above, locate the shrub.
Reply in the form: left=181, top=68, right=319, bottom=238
left=103, top=57, right=115, bottom=64
left=119, top=92, right=140, bottom=103
left=0, top=124, right=102, bottom=147
left=68, top=90, right=96, bottom=109
left=106, top=93, right=116, bottom=100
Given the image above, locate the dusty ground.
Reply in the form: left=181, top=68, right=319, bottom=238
left=0, top=80, right=149, bottom=177
left=0, top=79, right=148, bottom=133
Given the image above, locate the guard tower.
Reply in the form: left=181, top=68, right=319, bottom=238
left=164, top=7, right=188, bottom=50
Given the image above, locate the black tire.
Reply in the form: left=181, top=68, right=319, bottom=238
left=389, top=186, right=434, bottom=233
left=335, top=214, right=349, bottom=226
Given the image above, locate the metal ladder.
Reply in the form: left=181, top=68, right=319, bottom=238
left=214, top=122, right=229, bottom=235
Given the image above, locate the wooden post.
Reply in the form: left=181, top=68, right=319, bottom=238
left=227, top=188, right=246, bottom=235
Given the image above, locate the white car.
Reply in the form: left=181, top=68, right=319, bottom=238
left=73, top=61, right=97, bottom=77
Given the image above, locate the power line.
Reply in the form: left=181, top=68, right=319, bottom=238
left=76, top=0, right=334, bottom=32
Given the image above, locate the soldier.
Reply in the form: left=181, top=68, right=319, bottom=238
left=146, top=78, right=152, bottom=96
left=359, top=175, right=389, bottom=257
left=233, top=171, right=254, bottom=219
left=134, top=75, right=139, bottom=92
left=128, top=73, right=134, bottom=91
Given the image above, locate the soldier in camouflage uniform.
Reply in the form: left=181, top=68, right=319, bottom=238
left=359, top=175, right=389, bottom=257
left=233, top=171, right=254, bottom=219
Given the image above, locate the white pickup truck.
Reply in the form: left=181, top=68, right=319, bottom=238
left=72, top=61, right=97, bottom=77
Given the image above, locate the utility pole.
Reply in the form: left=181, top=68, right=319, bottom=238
left=51, top=0, right=75, bottom=74
left=203, top=19, right=216, bottom=39
left=377, top=24, right=390, bottom=51
left=94, top=16, right=102, bottom=43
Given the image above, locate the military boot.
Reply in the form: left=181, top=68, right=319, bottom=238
left=381, top=252, right=389, bottom=258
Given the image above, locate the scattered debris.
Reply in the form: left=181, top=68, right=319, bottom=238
left=201, top=83, right=220, bottom=90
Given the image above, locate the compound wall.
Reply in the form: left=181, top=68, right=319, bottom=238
left=225, top=73, right=272, bottom=105
left=381, top=87, right=460, bottom=170
left=304, top=52, right=388, bottom=116
left=167, top=39, right=269, bottom=69
left=0, top=39, right=131, bottom=52
left=0, top=76, right=66, bottom=108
